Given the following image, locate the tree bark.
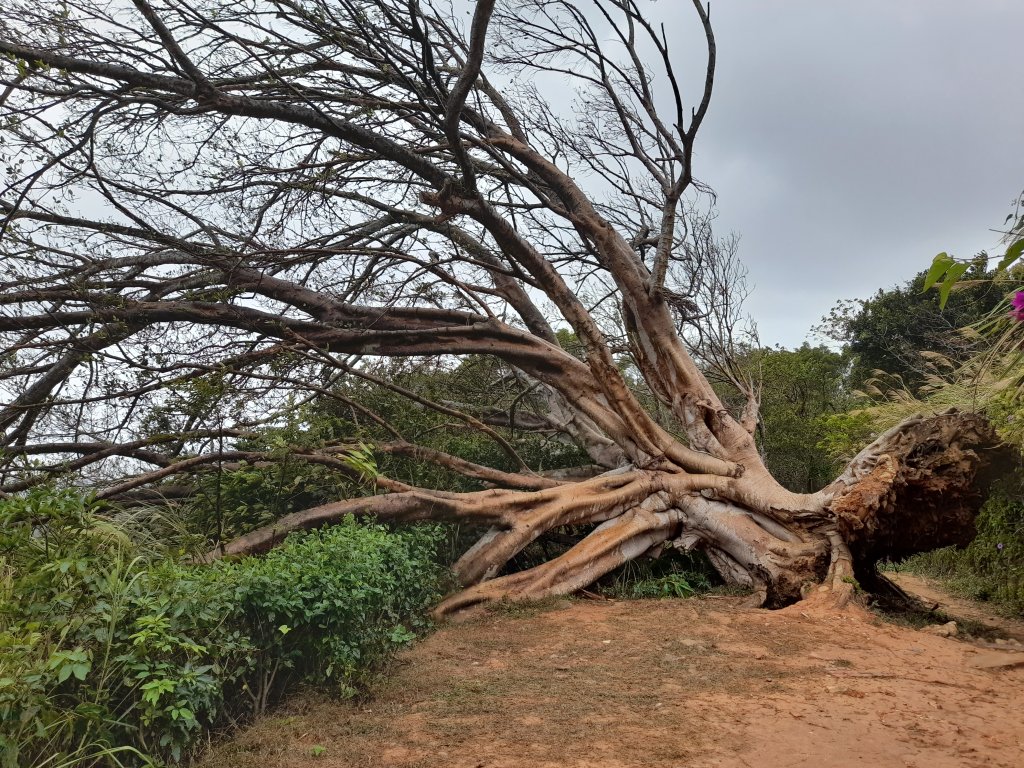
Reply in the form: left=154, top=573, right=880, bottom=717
left=0, top=1, right=1013, bottom=620
left=217, top=408, right=1012, bottom=616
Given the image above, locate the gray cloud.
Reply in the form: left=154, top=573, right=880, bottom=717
left=668, top=0, right=1024, bottom=346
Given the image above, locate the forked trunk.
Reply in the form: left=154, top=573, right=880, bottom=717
left=0, top=0, right=1011, bottom=621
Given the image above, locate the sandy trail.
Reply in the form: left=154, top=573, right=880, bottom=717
left=887, top=571, right=1024, bottom=642
left=201, top=591, right=1024, bottom=768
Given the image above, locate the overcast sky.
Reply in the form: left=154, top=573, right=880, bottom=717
left=665, top=0, right=1024, bottom=347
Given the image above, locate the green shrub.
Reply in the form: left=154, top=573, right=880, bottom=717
left=214, top=519, right=444, bottom=704
left=0, top=490, right=445, bottom=767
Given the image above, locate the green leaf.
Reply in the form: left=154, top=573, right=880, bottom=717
left=995, top=238, right=1024, bottom=274
left=938, top=262, right=970, bottom=308
left=923, top=252, right=954, bottom=291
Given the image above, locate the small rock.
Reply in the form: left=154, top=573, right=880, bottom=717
left=921, top=621, right=958, bottom=638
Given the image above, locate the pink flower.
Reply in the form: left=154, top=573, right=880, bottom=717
left=1012, top=291, right=1024, bottom=321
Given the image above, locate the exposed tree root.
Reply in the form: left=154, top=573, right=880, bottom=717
left=219, top=409, right=1012, bottom=616
left=825, top=409, right=1014, bottom=571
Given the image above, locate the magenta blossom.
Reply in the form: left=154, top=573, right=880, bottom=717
left=1012, top=292, right=1024, bottom=321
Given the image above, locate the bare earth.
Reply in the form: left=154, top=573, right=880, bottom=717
left=201, top=591, right=1024, bottom=768
left=886, top=572, right=1024, bottom=643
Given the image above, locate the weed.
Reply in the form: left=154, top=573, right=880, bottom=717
left=599, top=549, right=718, bottom=600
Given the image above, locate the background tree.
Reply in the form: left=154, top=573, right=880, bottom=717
left=0, top=0, right=1009, bottom=614
left=819, top=262, right=1002, bottom=392
left=753, top=344, right=853, bottom=494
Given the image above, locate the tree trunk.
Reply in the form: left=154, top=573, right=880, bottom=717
left=0, top=1, right=1012, bottom=621
left=219, top=409, right=1012, bottom=616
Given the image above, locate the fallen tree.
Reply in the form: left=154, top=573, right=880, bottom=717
left=0, top=0, right=1012, bottom=614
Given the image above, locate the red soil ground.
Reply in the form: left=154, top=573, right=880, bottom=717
left=200, top=584, right=1024, bottom=768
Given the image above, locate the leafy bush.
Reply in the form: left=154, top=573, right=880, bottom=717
left=211, top=518, right=444, bottom=704
left=185, top=417, right=376, bottom=544
left=0, top=490, right=445, bottom=767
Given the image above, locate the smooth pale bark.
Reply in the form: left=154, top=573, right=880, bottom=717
left=0, top=4, right=1011, bottom=617
left=219, top=409, right=1010, bottom=615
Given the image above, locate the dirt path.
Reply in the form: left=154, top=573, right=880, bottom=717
left=887, top=571, right=1024, bottom=643
left=201, top=593, right=1024, bottom=768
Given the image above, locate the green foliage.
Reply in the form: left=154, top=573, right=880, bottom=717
left=185, top=404, right=380, bottom=543
left=0, top=490, right=444, bottom=767
left=820, top=263, right=1001, bottom=392
left=754, top=344, right=855, bottom=492
left=626, top=571, right=712, bottom=599
left=923, top=252, right=971, bottom=309
left=554, top=328, right=585, bottom=359
left=815, top=410, right=876, bottom=464
left=600, top=549, right=717, bottom=600
left=215, top=517, right=444, bottom=702
left=981, top=384, right=1024, bottom=448
left=903, top=481, right=1024, bottom=617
